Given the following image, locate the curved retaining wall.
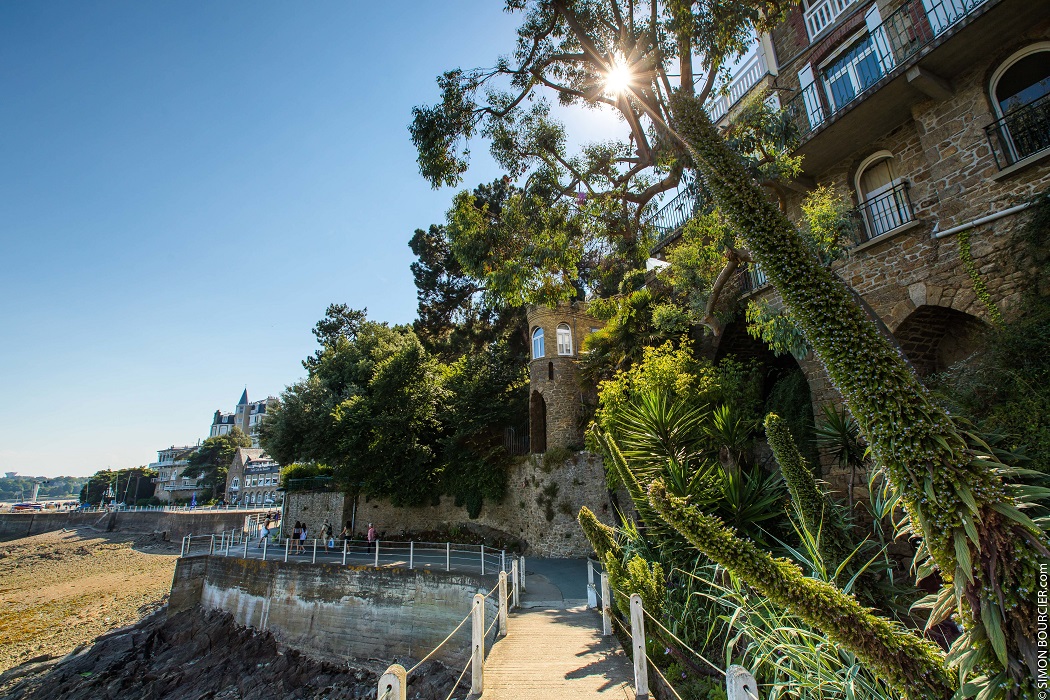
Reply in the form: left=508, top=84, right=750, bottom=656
left=170, top=556, right=497, bottom=666
left=0, top=510, right=256, bottom=541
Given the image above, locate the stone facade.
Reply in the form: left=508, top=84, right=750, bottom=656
left=284, top=452, right=618, bottom=558
left=657, top=0, right=1050, bottom=501
left=526, top=302, right=604, bottom=452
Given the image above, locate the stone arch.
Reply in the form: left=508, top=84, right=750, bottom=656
left=529, top=390, right=547, bottom=454
left=892, top=304, right=988, bottom=377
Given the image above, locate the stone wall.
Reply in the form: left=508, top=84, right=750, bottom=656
left=285, top=451, right=617, bottom=558
left=0, top=509, right=260, bottom=541
left=171, top=555, right=497, bottom=666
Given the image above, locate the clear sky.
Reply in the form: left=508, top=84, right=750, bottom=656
left=0, top=1, right=624, bottom=478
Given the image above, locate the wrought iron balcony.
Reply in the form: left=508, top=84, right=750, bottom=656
left=740, top=263, right=769, bottom=294
left=650, top=187, right=713, bottom=248
left=785, top=0, right=989, bottom=141
left=984, top=93, right=1050, bottom=169
left=853, top=181, right=915, bottom=243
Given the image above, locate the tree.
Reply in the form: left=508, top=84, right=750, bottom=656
left=410, top=180, right=529, bottom=360
left=412, top=0, right=798, bottom=312
left=182, top=428, right=252, bottom=499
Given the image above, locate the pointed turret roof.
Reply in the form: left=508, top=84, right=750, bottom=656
left=237, top=388, right=249, bottom=405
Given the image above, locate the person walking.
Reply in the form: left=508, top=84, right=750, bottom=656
left=257, top=519, right=269, bottom=547
left=298, top=522, right=308, bottom=554
left=339, top=520, right=352, bottom=550
left=366, top=523, right=377, bottom=556
left=291, top=521, right=302, bottom=554
left=321, top=520, right=333, bottom=551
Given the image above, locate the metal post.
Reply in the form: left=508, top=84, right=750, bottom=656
left=480, top=544, right=485, bottom=575
left=374, top=539, right=380, bottom=568
left=630, top=593, right=649, bottom=699
left=470, top=593, right=485, bottom=695
left=520, top=556, right=526, bottom=591
left=186, top=535, right=192, bottom=556
left=180, top=536, right=186, bottom=557
left=243, top=536, right=248, bottom=559
left=498, top=571, right=508, bottom=636
left=312, top=539, right=317, bottom=564
left=209, top=534, right=215, bottom=555
left=600, top=573, right=612, bottom=636
left=727, top=665, right=758, bottom=700
left=377, top=663, right=407, bottom=700
left=587, top=559, right=596, bottom=609
left=262, top=538, right=268, bottom=561
left=511, top=559, right=520, bottom=609
left=446, top=542, right=451, bottom=571
left=409, top=541, right=414, bottom=570
left=501, top=550, right=506, bottom=573
left=342, top=539, right=347, bottom=566
left=284, top=537, right=290, bottom=562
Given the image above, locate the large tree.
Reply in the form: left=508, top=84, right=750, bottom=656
left=182, top=428, right=252, bottom=500
left=412, top=0, right=797, bottom=310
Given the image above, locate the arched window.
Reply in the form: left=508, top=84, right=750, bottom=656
left=854, top=151, right=912, bottom=240
left=231, top=478, right=240, bottom=490
left=531, top=327, right=545, bottom=359
left=556, top=323, right=573, bottom=355
left=989, top=44, right=1050, bottom=165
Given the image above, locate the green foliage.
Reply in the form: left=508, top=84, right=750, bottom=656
left=183, top=428, right=252, bottom=495
left=78, top=467, right=157, bottom=505
left=763, top=368, right=818, bottom=466
left=279, top=462, right=333, bottom=488
left=648, top=480, right=956, bottom=699
left=798, top=184, right=857, bottom=264
left=745, top=299, right=809, bottom=359
left=669, top=90, right=1048, bottom=696
left=0, top=475, right=89, bottom=502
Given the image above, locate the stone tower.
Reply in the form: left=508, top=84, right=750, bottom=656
left=525, top=302, right=604, bottom=453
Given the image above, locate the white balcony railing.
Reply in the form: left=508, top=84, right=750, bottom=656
left=706, top=50, right=769, bottom=121
left=805, top=0, right=861, bottom=38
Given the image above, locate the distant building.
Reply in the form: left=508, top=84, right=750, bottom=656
left=209, top=389, right=275, bottom=448
left=226, top=447, right=281, bottom=507
left=149, top=445, right=201, bottom=503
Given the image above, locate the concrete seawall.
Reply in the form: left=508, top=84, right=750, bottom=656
left=0, top=510, right=256, bottom=541
left=170, top=555, right=498, bottom=666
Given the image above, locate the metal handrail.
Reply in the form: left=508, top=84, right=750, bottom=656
left=984, top=92, right=1050, bottom=169
left=853, top=181, right=915, bottom=243
left=785, top=0, right=990, bottom=140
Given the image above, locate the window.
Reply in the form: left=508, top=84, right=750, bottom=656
left=854, top=151, right=913, bottom=240
left=988, top=45, right=1050, bottom=165
left=556, top=324, right=573, bottom=355
left=821, top=32, right=885, bottom=112
left=531, top=327, right=545, bottom=359
left=231, top=478, right=240, bottom=490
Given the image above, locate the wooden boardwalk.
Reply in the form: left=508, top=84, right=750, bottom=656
left=477, top=570, right=635, bottom=699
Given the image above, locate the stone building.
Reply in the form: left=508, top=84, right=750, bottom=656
left=525, top=302, right=604, bottom=453
left=226, top=447, right=281, bottom=507
left=648, top=0, right=1050, bottom=496
left=209, top=389, right=275, bottom=448
left=149, top=445, right=201, bottom=503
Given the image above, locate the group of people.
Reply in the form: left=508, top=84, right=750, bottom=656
left=257, top=515, right=377, bottom=555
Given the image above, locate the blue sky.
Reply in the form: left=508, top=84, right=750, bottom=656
left=0, top=1, right=623, bottom=478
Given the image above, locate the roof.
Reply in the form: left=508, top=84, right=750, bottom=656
left=237, top=388, right=249, bottom=405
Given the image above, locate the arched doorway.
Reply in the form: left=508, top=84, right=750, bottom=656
left=893, top=305, right=987, bottom=376
left=530, top=390, right=547, bottom=454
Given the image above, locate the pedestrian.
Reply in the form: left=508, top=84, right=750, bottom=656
left=339, top=520, right=352, bottom=551
left=321, top=520, right=333, bottom=551
left=366, top=522, right=377, bottom=555
left=298, top=522, right=308, bottom=554
left=292, top=521, right=302, bottom=553
left=257, top=520, right=269, bottom=547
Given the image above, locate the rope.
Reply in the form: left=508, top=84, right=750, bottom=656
left=443, top=655, right=472, bottom=700
left=485, top=613, right=499, bottom=638
left=647, top=654, right=686, bottom=700
left=407, top=608, right=473, bottom=675
left=484, top=582, right=500, bottom=599
left=641, top=606, right=725, bottom=677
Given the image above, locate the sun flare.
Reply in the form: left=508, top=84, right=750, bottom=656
left=604, top=58, right=632, bottom=95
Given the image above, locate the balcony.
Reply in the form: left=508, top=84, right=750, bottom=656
left=853, top=181, right=916, bottom=243
left=984, top=93, right=1050, bottom=169
left=805, top=0, right=863, bottom=39
left=707, top=51, right=771, bottom=122
left=781, top=0, right=1042, bottom=175
left=740, top=264, right=770, bottom=294
left=649, top=187, right=713, bottom=251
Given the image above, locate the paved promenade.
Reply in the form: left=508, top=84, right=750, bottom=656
left=478, top=560, right=635, bottom=699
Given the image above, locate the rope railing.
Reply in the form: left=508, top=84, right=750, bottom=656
left=598, top=579, right=759, bottom=700
left=406, top=608, right=474, bottom=675
left=442, top=655, right=472, bottom=700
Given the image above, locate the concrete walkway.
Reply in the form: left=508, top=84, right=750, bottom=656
left=477, top=562, right=635, bottom=699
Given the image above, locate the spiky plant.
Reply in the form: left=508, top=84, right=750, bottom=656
left=648, top=479, right=955, bottom=699
left=666, top=91, right=1048, bottom=695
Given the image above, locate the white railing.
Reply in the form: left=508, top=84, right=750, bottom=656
left=588, top=559, right=759, bottom=700
left=804, top=0, right=860, bottom=38
left=68, top=504, right=270, bottom=514
left=706, top=50, right=769, bottom=122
